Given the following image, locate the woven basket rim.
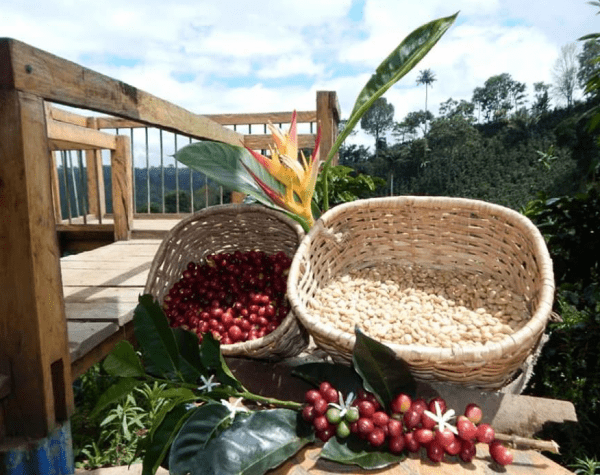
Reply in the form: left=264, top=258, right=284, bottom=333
left=287, top=195, right=555, bottom=364
left=144, top=203, right=305, bottom=355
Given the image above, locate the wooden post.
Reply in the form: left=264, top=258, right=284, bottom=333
left=111, top=134, right=133, bottom=240
left=316, top=91, right=341, bottom=165
left=49, top=151, right=63, bottom=224
left=0, top=89, right=74, bottom=439
left=85, top=117, right=106, bottom=220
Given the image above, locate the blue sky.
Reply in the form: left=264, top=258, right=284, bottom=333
left=2, top=0, right=598, bottom=152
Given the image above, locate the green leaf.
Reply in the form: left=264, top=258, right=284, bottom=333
left=173, top=327, right=207, bottom=383
left=134, top=294, right=181, bottom=379
left=169, top=408, right=314, bottom=475
left=292, top=362, right=364, bottom=397
left=174, top=141, right=286, bottom=209
left=352, top=327, right=416, bottom=410
left=141, top=403, right=194, bottom=475
left=200, top=332, right=245, bottom=391
left=320, top=435, right=404, bottom=470
left=89, top=377, right=143, bottom=419
left=325, top=12, right=457, bottom=166
left=103, top=340, right=145, bottom=378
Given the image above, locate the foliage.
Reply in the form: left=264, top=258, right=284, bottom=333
left=552, top=43, right=580, bottom=108
left=312, top=165, right=385, bottom=209
left=472, top=73, right=526, bottom=122
left=522, top=185, right=600, bottom=470
left=416, top=68, right=437, bottom=117
left=90, top=295, right=417, bottom=474
left=72, top=367, right=169, bottom=470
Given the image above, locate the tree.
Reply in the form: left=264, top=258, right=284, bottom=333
left=438, top=98, right=475, bottom=121
left=401, top=110, right=434, bottom=137
left=416, top=69, right=437, bottom=118
left=577, top=39, right=600, bottom=91
left=532, top=82, right=551, bottom=116
left=552, top=43, right=579, bottom=107
left=472, top=73, right=524, bottom=122
left=360, top=97, right=395, bottom=155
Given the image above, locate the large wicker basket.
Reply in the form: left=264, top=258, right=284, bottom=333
left=145, top=204, right=309, bottom=359
left=287, top=196, right=555, bottom=389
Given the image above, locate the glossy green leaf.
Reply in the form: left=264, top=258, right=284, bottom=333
left=173, top=327, right=207, bottom=382
left=141, top=403, right=194, bottom=475
left=292, top=362, right=363, bottom=397
left=320, top=435, right=404, bottom=469
left=325, top=12, right=458, bottom=167
left=200, top=332, right=245, bottom=391
left=89, top=377, right=143, bottom=419
left=167, top=402, right=232, bottom=475
left=134, top=294, right=181, bottom=379
left=352, top=327, right=416, bottom=410
left=102, top=340, right=145, bottom=378
left=174, top=141, right=286, bottom=209
left=170, top=408, right=314, bottom=475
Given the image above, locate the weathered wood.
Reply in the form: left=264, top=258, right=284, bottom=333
left=48, top=105, right=88, bottom=127
left=270, top=444, right=575, bottom=474
left=47, top=117, right=117, bottom=150
left=0, top=38, right=243, bottom=146
left=316, top=90, right=341, bottom=165
left=0, top=375, right=9, bottom=400
left=85, top=117, right=106, bottom=219
left=111, top=135, right=133, bottom=240
left=0, top=89, right=74, bottom=438
left=244, top=133, right=317, bottom=150
left=70, top=321, right=136, bottom=381
left=67, top=321, right=119, bottom=362
left=205, top=110, right=317, bottom=126
left=49, top=150, right=63, bottom=224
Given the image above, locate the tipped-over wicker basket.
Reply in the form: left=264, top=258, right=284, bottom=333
left=145, top=204, right=309, bottom=359
left=287, top=196, right=555, bottom=389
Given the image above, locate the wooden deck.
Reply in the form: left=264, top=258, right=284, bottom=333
left=63, top=217, right=182, bottom=379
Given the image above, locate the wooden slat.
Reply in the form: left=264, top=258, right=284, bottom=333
left=1, top=38, right=243, bottom=146
left=67, top=321, right=119, bottom=362
left=85, top=117, right=107, bottom=218
left=0, top=89, right=74, bottom=438
left=47, top=117, right=117, bottom=150
left=244, top=133, right=317, bottom=150
left=70, top=321, right=135, bottom=381
left=317, top=90, right=341, bottom=164
left=48, top=105, right=88, bottom=127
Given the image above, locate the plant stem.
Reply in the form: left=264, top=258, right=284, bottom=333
left=234, top=391, right=303, bottom=410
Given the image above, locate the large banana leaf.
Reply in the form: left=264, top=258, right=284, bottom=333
left=174, top=141, right=287, bottom=210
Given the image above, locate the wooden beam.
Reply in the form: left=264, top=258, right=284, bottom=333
left=244, top=133, right=317, bottom=151
left=316, top=91, right=341, bottom=165
left=0, top=89, right=74, bottom=439
left=205, top=111, right=317, bottom=126
left=0, top=38, right=243, bottom=146
left=111, top=135, right=133, bottom=241
left=47, top=118, right=117, bottom=150
left=48, top=105, right=88, bottom=127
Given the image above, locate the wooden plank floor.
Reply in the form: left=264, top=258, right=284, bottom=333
left=62, top=215, right=184, bottom=378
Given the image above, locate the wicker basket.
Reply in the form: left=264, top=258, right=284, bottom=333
left=287, top=196, right=555, bottom=389
left=144, top=204, right=309, bottom=359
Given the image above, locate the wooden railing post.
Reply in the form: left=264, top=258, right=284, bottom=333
left=316, top=91, right=341, bottom=165
left=85, top=117, right=106, bottom=220
left=0, top=89, right=74, bottom=439
left=111, top=134, right=133, bottom=240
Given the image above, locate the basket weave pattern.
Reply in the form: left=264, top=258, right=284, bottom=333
left=145, top=204, right=309, bottom=359
left=288, top=196, right=555, bottom=389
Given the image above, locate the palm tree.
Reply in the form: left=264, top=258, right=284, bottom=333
left=416, top=69, right=437, bottom=118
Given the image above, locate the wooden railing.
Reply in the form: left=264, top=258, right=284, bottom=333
left=0, top=37, right=339, bottom=442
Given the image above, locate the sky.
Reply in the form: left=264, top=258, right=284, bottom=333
left=2, top=0, right=599, bottom=152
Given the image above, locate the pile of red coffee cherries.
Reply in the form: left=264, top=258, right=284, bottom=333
left=302, top=382, right=513, bottom=466
left=162, top=250, right=292, bottom=344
